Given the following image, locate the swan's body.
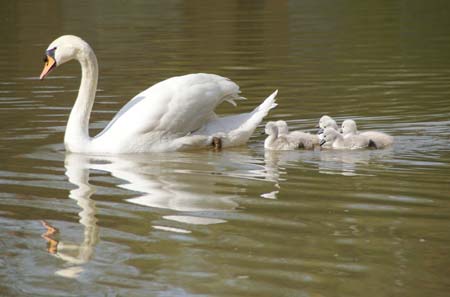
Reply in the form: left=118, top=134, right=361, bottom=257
left=276, top=120, right=319, bottom=150
left=341, top=119, right=393, bottom=149
left=320, top=127, right=374, bottom=150
left=40, top=35, right=277, bottom=153
left=264, top=122, right=298, bottom=150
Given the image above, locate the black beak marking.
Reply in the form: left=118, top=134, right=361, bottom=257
left=43, top=47, right=57, bottom=63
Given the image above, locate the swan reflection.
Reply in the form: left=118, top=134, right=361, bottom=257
left=39, top=144, right=393, bottom=278
left=42, top=149, right=280, bottom=276
left=85, top=152, right=240, bottom=213
left=69, top=150, right=281, bottom=222
left=41, top=153, right=99, bottom=278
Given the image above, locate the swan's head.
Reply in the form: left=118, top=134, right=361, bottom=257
left=265, top=121, right=278, bottom=136
left=40, top=35, right=91, bottom=80
left=341, top=119, right=358, bottom=136
left=275, top=120, right=289, bottom=136
left=317, top=115, right=338, bottom=134
left=319, top=127, right=340, bottom=146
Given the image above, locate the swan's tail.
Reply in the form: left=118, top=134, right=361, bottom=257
left=253, top=90, right=278, bottom=114
left=225, top=90, right=278, bottom=146
left=192, top=90, right=278, bottom=147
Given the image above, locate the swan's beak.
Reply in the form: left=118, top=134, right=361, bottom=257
left=40, top=55, right=57, bottom=80
left=319, top=139, right=326, bottom=146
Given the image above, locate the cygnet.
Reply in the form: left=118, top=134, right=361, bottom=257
left=276, top=120, right=319, bottom=150
left=317, top=115, right=339, bottom=148
left=264, top=121, right=298, bottom=150
left=320, top=127, right=376, bottom=150
left=341, top=119, right=393, bottom=149
left=317, top=115, right=339, bottom=134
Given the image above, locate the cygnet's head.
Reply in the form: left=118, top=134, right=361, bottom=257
left=341, top=119, right=358, bottom=135
left=317, top=115, right=338, bottom=134
left=40, top=35, right=92, bottom=80
left=265, top=121, right=278, bottom=136
left=319, top=127, right=340, bottom=146
left=275, top=120, right=289, bottom=136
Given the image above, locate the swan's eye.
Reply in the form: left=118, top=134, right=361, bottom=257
left=43, top=47, right=57, bottom=64
left=46, top=47, right=57, bottom=57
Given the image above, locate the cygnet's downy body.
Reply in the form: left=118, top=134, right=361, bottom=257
left=317, top=115, right=339, bottom=148
left=320, top=127, right=376, bottom=150
left=264, top=121, right=298, bottom=150
left=276, top=120, right=319, bottom=150
left=341, top=119, right=393, bottom=149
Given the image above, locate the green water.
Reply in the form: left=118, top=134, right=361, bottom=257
left=1, top=1, right=449, bottom=296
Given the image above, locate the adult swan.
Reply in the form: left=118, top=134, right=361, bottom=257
left=39, top=35, right=277, bottom=154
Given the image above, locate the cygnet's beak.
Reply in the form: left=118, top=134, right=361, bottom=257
left=40, top=55, right=57, bottom=80
left=319, top=139, right=326, bottom=146
left=317, top=128, right=324, bottom=135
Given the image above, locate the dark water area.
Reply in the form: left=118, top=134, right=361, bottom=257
left=1, top=1, right=449, bottom=296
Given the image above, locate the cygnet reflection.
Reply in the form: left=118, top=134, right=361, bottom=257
left=317, top=147, right=394, bottom=176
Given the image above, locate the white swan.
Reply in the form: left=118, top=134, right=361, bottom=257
left=276, top=120, right=319, bottom=150
left=320, top=127, right=376, bottom=150
left=341, top=119, right=393, bottom=149
left=39, top=35, right=277, bottom=154
left=264, top=122, right=298, bottom=150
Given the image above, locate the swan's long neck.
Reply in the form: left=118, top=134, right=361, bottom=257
left=65, top=49, right=98, bottom=152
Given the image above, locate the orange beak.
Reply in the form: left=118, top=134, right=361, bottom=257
left=40, top=55, right=56, bottom=80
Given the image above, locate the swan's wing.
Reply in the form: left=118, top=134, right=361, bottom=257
left=193, top=113, right=251, bottom=135
left=97, top=73, right=241, bottom=139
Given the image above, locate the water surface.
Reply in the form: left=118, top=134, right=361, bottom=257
left=1, top=1, right=449, bottom=296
